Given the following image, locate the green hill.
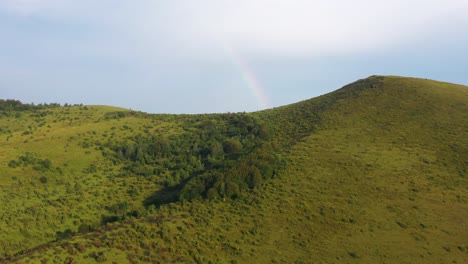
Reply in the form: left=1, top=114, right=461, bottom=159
left=1, top=76, right=467, bottom=263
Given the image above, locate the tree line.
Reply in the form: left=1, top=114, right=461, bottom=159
left=102, top=113, right=284, bottom=204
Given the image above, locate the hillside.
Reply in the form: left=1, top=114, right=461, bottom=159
left=1, top=76, right=467, bottom=263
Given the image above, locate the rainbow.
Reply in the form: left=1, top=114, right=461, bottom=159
left=224, top=45, right=271, bottom=109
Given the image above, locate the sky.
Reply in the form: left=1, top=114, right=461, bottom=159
left=1, top=0, right=467, bottom=114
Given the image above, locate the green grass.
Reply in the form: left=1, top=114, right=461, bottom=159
left=1, top=76, right=467, bottom=263
left=0, top=105, right=184, bottom=256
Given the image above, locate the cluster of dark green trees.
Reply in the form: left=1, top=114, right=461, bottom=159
left=8, top=152, right=53, bottom=173
left=0, top=99, right=62, bottom=112
left=104, top=113, right=284, bottom=205
left=0, top=99, right=83, bottom=120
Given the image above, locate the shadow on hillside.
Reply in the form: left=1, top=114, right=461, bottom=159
left=143, top=185, right=182, bottom=208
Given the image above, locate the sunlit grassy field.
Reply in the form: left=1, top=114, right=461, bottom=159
left=1, top=76, right=467, bottom=263
left=0, top=105, right=184, bottom=255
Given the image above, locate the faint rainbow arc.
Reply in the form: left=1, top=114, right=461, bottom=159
left=224, top=45, right=271, bottom=109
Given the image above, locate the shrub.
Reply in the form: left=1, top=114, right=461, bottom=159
left=84, top=164, right=97, bottom=174
left=41, top=159, right=52, bottom=169
left=8, top=160, right=19, bottom=168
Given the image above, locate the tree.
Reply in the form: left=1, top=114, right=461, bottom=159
left=248, top=167, right=262, bottom=188
left=225, top=182, right=240, bottom=199
left=209, top=141, right=224, bottom=159
left=179, top=179, right=206, bottom=201
left=206, top=188, right=220, bottom=200
left=223, top=139, right=242, bottom=155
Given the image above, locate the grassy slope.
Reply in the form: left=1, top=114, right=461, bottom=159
left=251, top=76, right=468, bottom=263
left=0, top=105, right=183, bottom=255
left=2, top=76, right=467, bottom=263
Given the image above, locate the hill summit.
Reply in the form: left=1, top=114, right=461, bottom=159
left=1, top=76, right=467, bottom=263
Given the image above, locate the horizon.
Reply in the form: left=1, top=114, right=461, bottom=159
left=1, top=0, right=468, bottom=114
left=2, top=75, right=466, bottom=115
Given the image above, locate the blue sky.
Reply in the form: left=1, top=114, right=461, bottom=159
left=1, top=0, right=467, bottom=113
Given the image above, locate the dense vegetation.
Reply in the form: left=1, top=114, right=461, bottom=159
left=103, top=113, right=283, bottom=204
left=0, top=76, right=466, bottom=263
left=0, top=100, right=283, bottom=258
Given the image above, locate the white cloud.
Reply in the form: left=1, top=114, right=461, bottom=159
left=151, top=0, right=468, bottom=57
left=0, top=0, right=70, bottom=16
left=1, top=0, right=468, bottom=113
left=1, top=0, right=468, bottom=59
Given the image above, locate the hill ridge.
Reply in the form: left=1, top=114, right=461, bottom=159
left=1, top=75, right=467, bottom=263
